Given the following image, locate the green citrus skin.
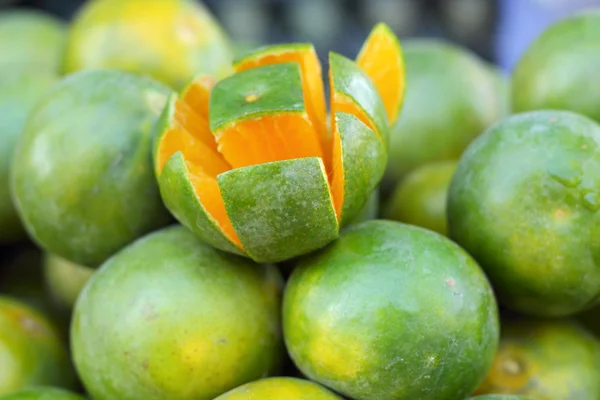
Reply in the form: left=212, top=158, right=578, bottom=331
left=475, top=321, right=600, bottom=399
left=11, top=70, right=173, bottom=267
left=64, top=0, right=232, bottom=89
left=214, top=377, right=343, bottom=400
left=0, top=68, right=58, bottom=243
left=0, top=387, right=85, bottom=400
left=0, top=297, right=76, bottom=395
left=346, top=189, right=380, bottom=226
left=43, top=254, right=94, bottom=310
left=448, top=110, right=600, bottom=317
left=385, top=40, right=504, bottom=186
left=466, top=396, right=534, bottom=400
left=384, top=160, right=457, bottom=235
left=0, top=11, right=66, bottom=70
left=72, top=225, right=284, bottom=400
left=156, top=58, right=385, bottom=264
left=512, top=11, right=600, bottom=123
left=283, top=220, right=499, bottom=400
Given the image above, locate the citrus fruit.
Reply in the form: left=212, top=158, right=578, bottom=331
left=214, top=377, right=342, bottom=400
left=466, top=396, right=534, bottom=400
left=474, top=320, right=600, bottom=399
left=356, top=22, right=406, bottom=126
left=384, top=39, right=505, bottom=186
left=448, top=110, right=600, bottom=317
left=0, top=67, right=58, bottom=243
left=0, top=11, right=66, bottom=70
left=64, top=0, right=233, bottom=89
left=43, top=254, right=93, bottom=310
left=71, top=225, right=284, bottom=400
left=283, top=220, right=499, bottom=400
left=11, top=70, right=173, bottom=267
left=512, top=11, right=600, bottom=123
left=383, top=160, right=457, bottom=235
left=0, top=387, right=85, bottom=400
left=0, top=296, right=75, bottom=395
left=154, top=40, right=392, bottom=263
left=346, top=189, right=380, bottom=226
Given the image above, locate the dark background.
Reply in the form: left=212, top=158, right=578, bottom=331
left=2, top=0, right=499, bottom=62
left=5, top=0, right=600, bottom=73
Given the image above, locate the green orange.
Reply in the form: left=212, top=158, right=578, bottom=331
left=0, top=67, right=58, bottom=243
left=466, top=396, right=534, bottom=400
left=512, top=11, right=600, bottom=123
left=448, top=110, right=600, bottom=317
left=11, top=70, right=172, bottom=267
left=71, top=225, right=284, bottom=400
left=43, top=254, right=94, bottom=310
left=283, top=220, right=499, bottom=400
left=0, top=10, right=66, bottom=70
left=0, top=387, right=85, bottom=400
left=153, top=26, right=401, bottom=263
left=214, top=377, right=342, bottom=400
left=64, top=0, right=233, bottom=89
left=0, top=297, right=76, bottom=395
left=384, top=39, right=505, bottom=186
left=475, top=320, right=600, bottom=399
left=384, top=160, right=457, bottom=235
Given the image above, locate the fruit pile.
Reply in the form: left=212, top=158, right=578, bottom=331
left=1, top=1, right=600, bottom=399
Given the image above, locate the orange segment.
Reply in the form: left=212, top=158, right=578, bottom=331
left=216, top=113, right=323, bottom=169
left=328, top=68, right=343, bottom=219
left=333, top=93, right=380, bottom=140
left=185, top=162, right=241, bottom=248
left=356, top=23, right=405, bottom=125
left=156, top=125, right=228, bottom=176
left=330, top=114, right=344, bottom=219
left=173, top=99, right=218, bottom=153
left=157, top=100, right=241, bottom=249
left=328, top=65, right=384, bottom=221
left=181, top=74, right=215, bottom=119
left=234, top=44, right=329, bottom=167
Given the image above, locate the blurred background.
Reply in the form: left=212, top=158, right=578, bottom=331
left=2, top=0, right=600, bottom=72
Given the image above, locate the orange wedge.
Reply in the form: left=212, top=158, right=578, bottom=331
left=356, top=23, right=406, bottom=125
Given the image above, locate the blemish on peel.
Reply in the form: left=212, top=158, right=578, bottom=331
left=553, top=208, right=567, bottom=220
left=245, top=94, right=259, bottom=103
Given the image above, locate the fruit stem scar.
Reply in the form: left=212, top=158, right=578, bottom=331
left=245, top=94, right=259, bottom=103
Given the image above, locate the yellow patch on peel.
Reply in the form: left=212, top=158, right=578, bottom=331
left=306, top=313, right=368, bottom=381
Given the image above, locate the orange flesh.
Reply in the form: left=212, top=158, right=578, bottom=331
left=173, top=100, right=217, bottom=153
left=329, top=71, right=383, bottom=219
left=215, top=114, right=323, bottom=169
left=333, top=93, right=381, bottom=140
left=185, top=161, right=240, bottom=247
left=328, top=67, right=344, bottom=218
left=356, top=29, right=404, bottom=125
left=182, top=75, right=215, bottom=119
left=157, top=97, right=242, bottom=249
left=157, top=66, right=331, bottom=249
left=234, top=48, right=330, bottom=171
